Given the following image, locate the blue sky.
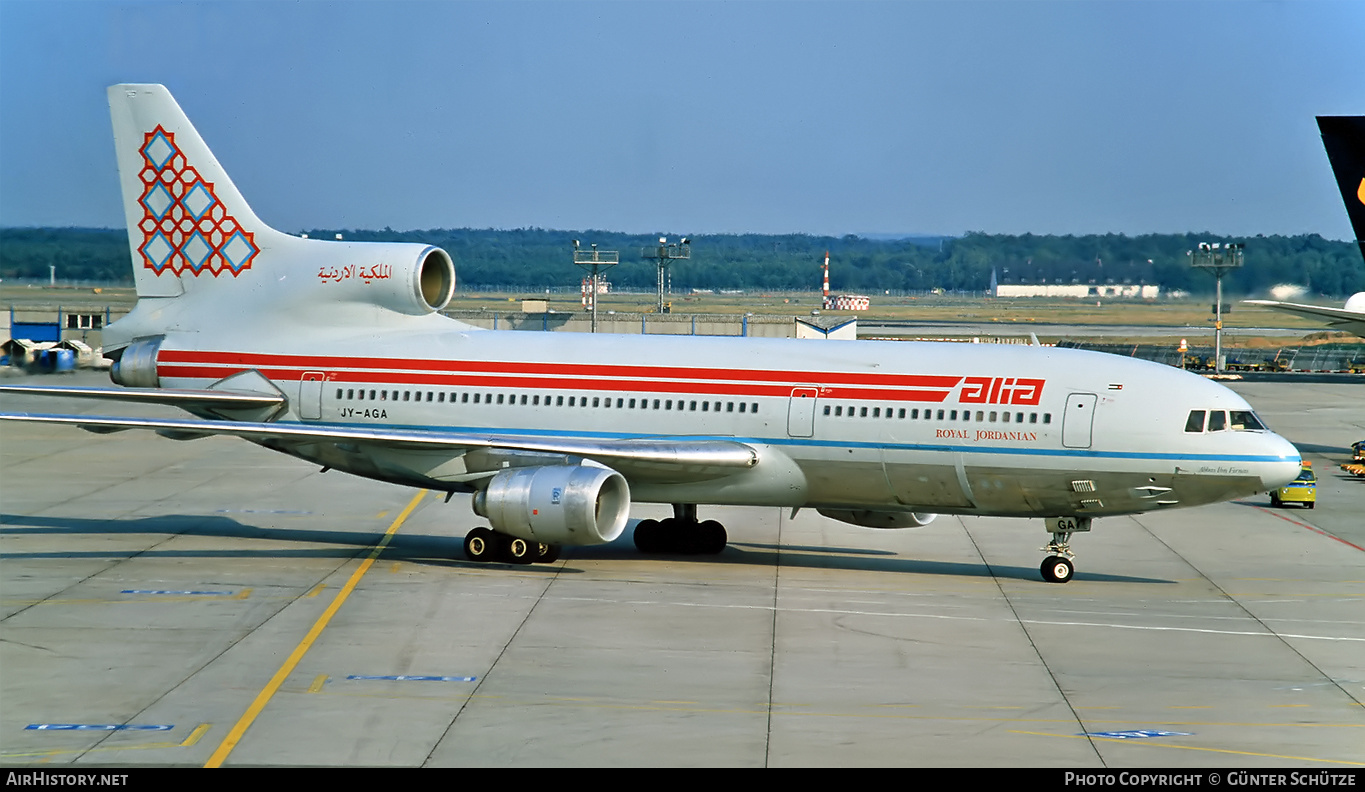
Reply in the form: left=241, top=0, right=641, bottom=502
left=1, top=0, right=1361, bottom=238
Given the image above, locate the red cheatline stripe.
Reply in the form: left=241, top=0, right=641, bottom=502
left=155, top=365, right=958, bottom=403
left=155, top=349, right=966, bottom=390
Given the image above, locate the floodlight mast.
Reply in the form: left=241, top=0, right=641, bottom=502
left=642, top=237, right=691, bottom=313
left=573, top=240, right=619, bottom=333
left=1189, top=242, right=1244, bottom=373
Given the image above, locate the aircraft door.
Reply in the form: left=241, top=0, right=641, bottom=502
left=299, top=371, right=325, bottom=421
left=1062, top=392, right=1097, bottom=448
left=786, top=387, right=819, bottom=437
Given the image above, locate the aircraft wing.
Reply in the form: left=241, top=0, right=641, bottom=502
left=1241, top=300, right=1365, bottom=338
left=0, top=411, right=759, bottom=483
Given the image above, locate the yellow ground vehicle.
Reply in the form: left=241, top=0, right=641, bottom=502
left=1271, top=462, right=1316, bottom=508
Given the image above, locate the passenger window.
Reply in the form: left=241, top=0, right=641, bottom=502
left=1208, top=411, right=1226, bottom=431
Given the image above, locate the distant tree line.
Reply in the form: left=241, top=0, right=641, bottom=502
left=2, top=227, right=1361, bottom=297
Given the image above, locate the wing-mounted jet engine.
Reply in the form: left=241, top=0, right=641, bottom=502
left=468, top=464, right=631, bottom=564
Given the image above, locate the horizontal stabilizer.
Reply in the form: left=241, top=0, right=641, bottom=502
left=0, top=384, right=285, bottom=410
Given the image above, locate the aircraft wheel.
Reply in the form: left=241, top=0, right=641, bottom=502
left=503, top=536, right=536, bottom=565
left=535, top=543, right=561, bottom=564
left=1041, top=555, right=1074, bottom=584
left=464, top=527, right=497, bottom=563
left=634, top=519, right=662, bottom=553
left=698, top=520, right=728, bottom=554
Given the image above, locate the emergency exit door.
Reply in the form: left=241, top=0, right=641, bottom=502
left=787, top=387, right=819, bottom=437
left=299, top=371, right=325, bottom=421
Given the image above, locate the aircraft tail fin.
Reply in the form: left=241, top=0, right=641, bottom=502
left=102, top=85, right=457, bottom=353
left=1316, top=116, right=1365, bottom=263
left=108, top=84, right=283, bottom=298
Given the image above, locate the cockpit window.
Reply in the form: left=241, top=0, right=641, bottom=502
left=1229, top=410, right=1265, bottom=431
left=1184, top=410, right=1206, bottom=433
left=1208, top=411, right=1227, bottom=431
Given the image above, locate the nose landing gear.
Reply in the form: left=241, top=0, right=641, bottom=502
left=1040, top=516, right=1090, bottom=583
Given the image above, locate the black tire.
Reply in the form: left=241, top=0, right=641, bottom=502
left=1270, top=493, right=1281, bottom=507
left=503, top=536, right=536, bottom=564
left=1041, top=555, right=1074, bottom=584
left=464, top=527, right=497, bottom=562
left=633, top=519, right=662, bottom=553
left=535, top=543, right=561, bottom=564
left=698, top=520, right=728, bottom=554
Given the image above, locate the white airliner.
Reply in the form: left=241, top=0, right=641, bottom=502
left=1243, top=115, right=1365, bottom=339
left=0, top=85, right=1302, bottom=583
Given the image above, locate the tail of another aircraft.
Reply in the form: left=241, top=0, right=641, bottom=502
left=1316, top=116, right=1365, bottom=263
left=104, top=85, right=457, bottom=356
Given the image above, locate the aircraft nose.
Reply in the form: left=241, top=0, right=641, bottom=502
left=1260, top=434, right=1302, bottom=491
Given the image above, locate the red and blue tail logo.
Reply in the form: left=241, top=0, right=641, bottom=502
left=136, top=125, right=259, bottom=277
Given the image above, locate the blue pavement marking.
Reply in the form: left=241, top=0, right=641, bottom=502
left=26, top=724, right=173, bottom=731
left=346, top=675, right=477, bottom=682
left=121, top=590, right=232, bottom=595
left=1085, top=730, right=1193, bottom=739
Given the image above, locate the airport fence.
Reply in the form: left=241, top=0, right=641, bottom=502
left=1056, top=340, right=1365, bottom=373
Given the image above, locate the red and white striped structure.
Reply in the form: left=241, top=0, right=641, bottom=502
left=820, top=251, right=870, bottom=311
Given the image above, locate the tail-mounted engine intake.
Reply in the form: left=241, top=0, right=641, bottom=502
left=818, top=509, right=937, bottom=529
left=311, top=243, right=456, bottom=315
left=472, top=465, right=630, bottom=546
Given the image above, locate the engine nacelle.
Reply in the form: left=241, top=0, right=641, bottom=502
left=307, top=242, right=455, bottom=316
left=110, top=335, right=164, bottom=387
left=472, top=465, right=630, bottom=546
left=818, top=509, right=937, bottom=529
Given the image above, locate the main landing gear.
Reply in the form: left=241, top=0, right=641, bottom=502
left=463, top=526, right=561, bottom=565
left=1040, top=516, right=1091, bottom=583
left=633, top=504, right=728, bottom=555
